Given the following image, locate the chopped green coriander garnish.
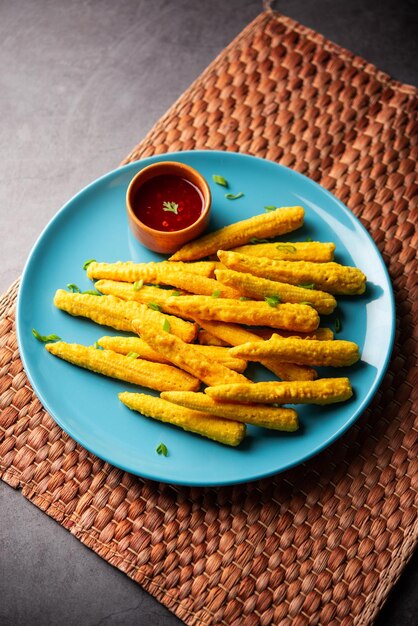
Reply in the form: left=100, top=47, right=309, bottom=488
left=148, top=302, right=162, bottom=312
left=305, top=237, right=313, bottom=242
left=67, top=283, right=81, bottom=293
left=133, top=280, right=144, bottom=291
left=265, top=295, right=281, bottom=308
left=170, top=290, right=181, bottom=297
left=250, top=237, right=270, bottom=244
left=212, top=174, right=228, bottom=187
left=127, top=352, right=139, bottom=359
left=239, top=296, right=249, bottom=301
left=299, top=301, right=314, bottom=307
left=211, top=290, right=221, bottom=298
left=276, top=244, right=297, bottom=253
left=32, top=329, right=61, bottom=343
left=334, top=317, right=342, bottom=333
left=298, top=283, right=315, bottom=290
left=82, top=289, right=102, bottom=296
left=83, top=259, right=96, bottom=270
left=225, top=192, right=244, bottom=200
left=264, top=205, right=277, bottom=212
left=162, top=318, right=171, bottom=332
left=162, top=201, right=178, bottom=214
left=93, top=341, right=103, bottom=350
left=156, top=442, right=168, bottom=456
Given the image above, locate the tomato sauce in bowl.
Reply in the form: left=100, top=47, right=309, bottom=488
left=132, top=174, right=204, bottom=232
left=126, top=161, right=211, bottom=254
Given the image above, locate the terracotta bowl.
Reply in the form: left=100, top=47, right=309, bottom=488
left=126, top=161, right=211, bottom=254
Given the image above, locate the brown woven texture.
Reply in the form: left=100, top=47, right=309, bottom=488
left=1, top=10, right=417, bottom=626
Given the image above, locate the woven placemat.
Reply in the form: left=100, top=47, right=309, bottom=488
left=1, top=9, right=417, bottom=626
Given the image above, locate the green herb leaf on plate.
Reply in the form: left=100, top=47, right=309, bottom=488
left=212, top=174, right=228, bottom=187
left=334, top=317, right=342, bottom=333
left=32, top=329, right=61, bottom=343
left=264, top=205, right=277, bottom=212
left=298, top=283, right=315, bottom=290
left=225, top=192, right=244, bottom=200
left=127, top=352, right=139, bottom=359
left=239, top=296, right=249, bottom=301
left=93, top=341, right=104, bottom=350
left=162, top=318, right=171, bottom=332
left=83, top=259, right=96, bottom=270
left=156, top=442, right=168, bottom=456
left=82, top=289, right=102, bottom=296
left=265, top=295, right=281, bottom=308
left=211, top=290, right=221, bottom=298
left=148, top=302, right=162, bottom=312
left=133, top=280, right=144, bottom=291
left=67, top=283, right=81, bottom=293
left=170, top=290, right=181, bottom=297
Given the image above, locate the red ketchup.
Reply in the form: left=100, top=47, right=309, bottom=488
left=132, top=174, right=204, bottom=232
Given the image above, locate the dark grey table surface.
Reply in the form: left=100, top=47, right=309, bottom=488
left=0, top=1, right=417, bottom=625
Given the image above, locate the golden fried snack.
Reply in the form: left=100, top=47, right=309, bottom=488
left=230, top=336, right=360, bottom=367
left=53, top=290, right=197, bottom=343
left=161, top=391, right=299, bottom=431
left=195, top=319, right=316, bottom=381
left=205, top=378, right=353, bottom=405
left=86, top=260, right=217, bottom=281
left=215, top=269, right=337, bottom=314
left=218, top=251, right=366, bottom=295
left=119, top=392, right=245, bottom=446
left=169, top=206, right=305, bottom=261
left=97, top=335, right=248, bottom=372
left=96, top=272, right=239, bottom=300
left=95, top=281, right=188, bottom=314
left=249, top=327, right=334, bottom=341
left=198, top=328, right=229, bottom=346
left=232, top=241, right=335, bottom=262
left=132, top=315, right=250, bottom=387
left=166, top=295, right=319, bottom=332
left=45, top=342, right=200, bottom=391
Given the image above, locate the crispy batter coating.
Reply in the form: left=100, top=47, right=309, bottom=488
left=161, top=391, right=299, bottom=431
left=215, top=268, right=337, bottom=314
left=195, top=319, right=316, bottom=382
left=53, top=290, right=197, bottom=343
left=205, top=378, right=353, bottom=405
left=198, top=328, right=229, bottom=346
left=119, top=392, right=245, bottom=446
left=230, top=336, right=360, bottom=367
left=169, top=206, right=305, bottom=261
left=165, top=295, right=319, bottom=332
left=45, top=342, right=200, bottom=391
left=97, top=335, right=247, bottom=372
left=249, top=327, right=334, bottom=341
left=232, top=241, right=335, bottom=262
left=87, top=260, right=217, bottom=281
left=218, top=251, right=366, bottom=295
left=132, top=314, right=250, bottom=387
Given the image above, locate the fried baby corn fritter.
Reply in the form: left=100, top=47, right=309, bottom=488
left=195, top=319, right=316, bottom=381
left=232, top=241, right=335, bottom=262
left=119, top=392, right=246, bottom=446
left=215, top=268, right=337, bottom=314
left=53, top=290, right=197, bottom=343
left=132, top=314, right=250, bottom=387
left=230, top=336, right=360, bottom=367
left=160, top=391, right=299, bottom=431
left=169, top=206, right=305, bottom=261
left=87, top=260, right=218, bottom=282
left=97, top=335, right=248, bottom=372
left=45, top=342, right=200, bottom=391
left=218, top=251, right=367, bottom=295
left=205, top=378, right=353, bottom=405
left=165, top=295, right=320, bottom=332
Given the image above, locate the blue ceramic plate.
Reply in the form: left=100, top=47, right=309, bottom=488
left=16, top=151, right=395, bottom=486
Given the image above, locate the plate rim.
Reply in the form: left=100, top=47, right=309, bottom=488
left=16, top=150, right=396, bottom=486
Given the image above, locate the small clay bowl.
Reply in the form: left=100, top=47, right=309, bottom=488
left=126, top=161, right=211, bottom=254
